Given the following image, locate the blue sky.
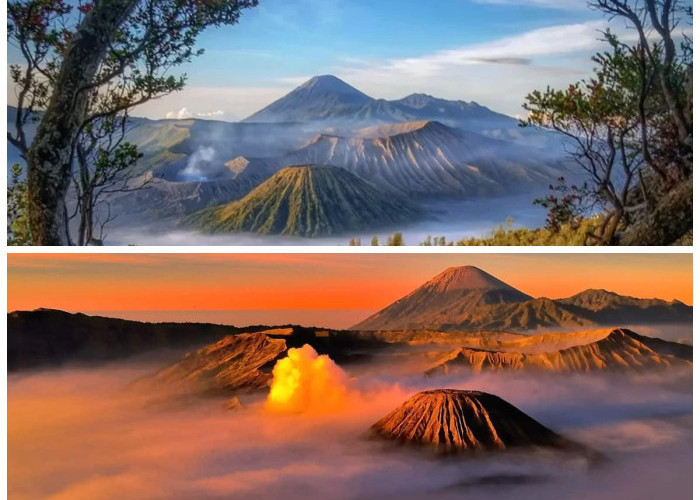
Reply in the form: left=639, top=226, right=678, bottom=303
left=9, top=0, right=628, bottom=120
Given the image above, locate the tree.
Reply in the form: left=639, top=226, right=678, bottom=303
left=594, top=0, right=691, bottom=148
left=7, top=164, right=32, bottom=245
left=370, top=236, right=379, bottom=246
left=8, top=0, right=258, bottom=245
left=523, top=0, right=692, bottom=244
left=70, top=112, right=145, bottom=245
left=386, top=232, right=405, bottom=246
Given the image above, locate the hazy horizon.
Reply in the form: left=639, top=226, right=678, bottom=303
left=8, top=255, right=693, bottom=316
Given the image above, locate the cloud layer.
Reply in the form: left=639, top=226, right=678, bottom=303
left=8, top=355, right=692, bottom=500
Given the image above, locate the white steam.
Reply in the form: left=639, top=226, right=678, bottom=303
left=266, top=345, right=347, bottom=413
left=180, top=146, right=216, bottom=181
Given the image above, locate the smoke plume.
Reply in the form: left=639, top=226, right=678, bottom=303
left=266, top=345, right=347, bottom=413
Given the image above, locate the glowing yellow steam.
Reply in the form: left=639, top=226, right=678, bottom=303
left=266, top=345, right=347, bottom=413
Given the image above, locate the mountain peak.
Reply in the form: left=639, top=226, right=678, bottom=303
left=354, top=120, right=453, bottom=138
left=294, top=75, right=370, bottom=99
left=243, top=75, right=372, bottom=123
left=425, top=266, right=518, bottom=293
left=371, top=389, right=578, bottom=454
left=184, top=164, right=421, bottom=237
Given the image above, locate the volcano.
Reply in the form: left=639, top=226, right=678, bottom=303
left=353, top=266, right=533, bottom=330
left=371, top=389, right=578, bottom=454
left=241, top=75, right=517, bottom=131
left=147, top=332, right=287, bottom=394
left=353, top=266, right=691, bottom=332
left=184, top=164, right=422, bottom=237
left=285, top=120, right=562, bottom=197
left=426, top=328, right=693, bottom=375
left=243, top=75, right=374, bottom=123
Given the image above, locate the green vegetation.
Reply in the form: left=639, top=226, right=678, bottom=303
left=522, top=0, right=692, bottom=245
left=455, top=218, right=601, bottom=246
left=412, top=217, right=601, bottom=246
left=8, top=0, right=258, bottom=244
left=187, top=166, right=422, bottom=237
left=7, top=164, right=31, bottom=246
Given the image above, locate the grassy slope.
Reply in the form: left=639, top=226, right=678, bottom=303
left=185, top=165, right=422, bottom=237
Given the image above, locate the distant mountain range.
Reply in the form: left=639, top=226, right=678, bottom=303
left=8, top=304, right=692, bottom=373
left=426, top=327, right=692, bottom=375
left=7, top=309, right=383, bottom=372
left=184, top=165, right=423, bottom=236
left=282, top=120, right=562, bottom=197
left=243, top=75, right=517, bottom=132
left=353, top=266, right=692, bottom=331
left=7, top=75, right=573, bottom=236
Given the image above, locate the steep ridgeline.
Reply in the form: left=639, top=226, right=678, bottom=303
left=7, top=309, right=241, bottom=371
left=139, top=326, right=389, bottom=396
left=426, top=328, right=692, bottom=375
left=145, top=332, right=288, bottom=395
left=372, top=390, right=581, bottom=454
left=354, top=266, right=534, bottom=331
left=449, top=297, right=595, bottom=332
left=353, top=266, right=693, bottom=332
left=104, top=157, right=283, bottom=224
left=558, top=289, right=693, bottom=324
left=243, top=76, right=516, bottom=131
left=244, top=75, right=375, bottom=123
left=184, top=165, right=422, bottom=237
left=285, top=121, right=562, bottom=197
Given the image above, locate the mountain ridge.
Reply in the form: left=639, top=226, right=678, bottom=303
left=426, top=328, right=692, bottom=375
left=283, top=119, right=563, bottom=197
left=353, top=266, right=692, bottom=331
left=184, top=164, right=423, bottom=237
left=242, top=75, right=517, bottom=130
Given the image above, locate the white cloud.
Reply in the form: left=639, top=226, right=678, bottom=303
left=135, top=86, right=288, bottom=122
left=165, top=107, right=192, bottom=119
left=164, top=108, right=226, bottom=120
left=137, top=22, right=612, bottom=119
left=343, top=21, right=607, bottom=79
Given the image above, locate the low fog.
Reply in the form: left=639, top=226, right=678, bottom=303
left=9, top=345, right=692, bottom=500
left=104, top=194, right=548, bottom=246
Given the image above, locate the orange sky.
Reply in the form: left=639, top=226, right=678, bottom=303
left=7, top=254, right=692, bottom=321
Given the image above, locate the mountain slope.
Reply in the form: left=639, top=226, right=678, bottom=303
left=450, top=297, right=595, bottom=331
left=284, top=120, right=563, bottom=197
left=244, top=75, right=373, bottom=123
left=7, top=309, right=242, bottom=371
left=184, top=165, right=422, bottom=237
left=354, top=266, right=533, bottom=330
left=372, top=389, right=579, bottom=454
left=557, top=289, right=693, bottom=324
left=145, top=332, right=288, bottom=394
left=426, top=328, right=692, bottom=375
left=242, top=76, right=516, bottom=129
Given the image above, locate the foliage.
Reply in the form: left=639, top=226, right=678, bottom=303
left=7, top=164, right=32, bottom=245
left=71, top=115, right=145, bottom=245
left=533, top=177, right=587, bottom=232
left=7, top=0, right=258, bottom=244
left=522, top=0, right=692, bottom=244
left=421, top=235, right=450, bottom=246
left=385, top=232, right=405, bottom=246
left=456, top=217, right=602, bottom=246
